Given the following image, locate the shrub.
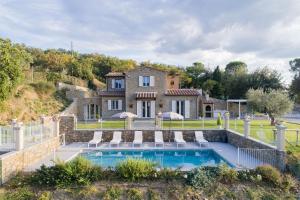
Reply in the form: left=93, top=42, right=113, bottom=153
left=218, top=164, right=238, bottom=184
left=102, top=187, right=122, bottom=200
left=46, top=72, right=62, bottom=83
left=126, top=188, right=143, bottom=200
left=4, top=187, right=35, bottom=200
left=238, top=170, right=262, bottom=183
left=116, top=158, right=156, bottom=181
left=255, top=165, right=281, bottom=186
left=187, top=167, right=219, bottom=188
left=38, top=191, right=52, bottom=200
left=30, top=157, right=102, bottom=187
left=147, top=189, right=160, bottom=200
left=158, top=168, right=181, bottom=182
left=281, top=174, right=297, bottom=191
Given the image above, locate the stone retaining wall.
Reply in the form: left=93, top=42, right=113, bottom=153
left=65, top=129, right=227, bottom=144
left=0, top=137, right=60, bottom=184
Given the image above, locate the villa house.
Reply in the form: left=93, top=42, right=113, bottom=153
left=71, top=66, right=246, bottom=121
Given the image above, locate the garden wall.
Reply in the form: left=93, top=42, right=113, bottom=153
left=0, top=137, right=60, bottom=184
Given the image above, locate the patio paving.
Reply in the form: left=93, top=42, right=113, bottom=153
left=25, top=142, right=265, bottom=171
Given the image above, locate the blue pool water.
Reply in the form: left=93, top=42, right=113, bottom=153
left=80, top=149, right=233, bottom=169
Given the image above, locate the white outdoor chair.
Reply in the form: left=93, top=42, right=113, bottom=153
left=195, top=131, right=208, bottom=147
left=133, top=131, right=143, bottom=147
left=154, top=131, right=164, bottom=147
left=174, top=131, right=186, bottom=148
left=109, top=131, right=122, bottom=147
left=88, top=131, right=103, bottom=148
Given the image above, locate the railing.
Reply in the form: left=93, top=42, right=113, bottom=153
left=0, top=118, right=58, bottom=151
left=237, top=148, right=278, bottom=169
left=0, top=125, right=15, bottom=151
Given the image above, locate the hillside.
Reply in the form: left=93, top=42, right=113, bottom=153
left=0, top=82, right=70, bottom=125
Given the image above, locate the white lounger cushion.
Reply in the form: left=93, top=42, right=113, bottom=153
left=133, top=131, right=143, bottom=144
left=195, top=131, right=208, bottom=143
left=155, top=131, right=164, bottom=144
left=174, top=131, right=186, bottom=144
left=110, top=131, right=122, bottom=144
left=89, top=131, right=103, bottom=144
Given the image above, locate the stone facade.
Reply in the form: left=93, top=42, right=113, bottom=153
left=0, top=137, right=60, bottom=184
left=62, top=66, right=248, bottom=120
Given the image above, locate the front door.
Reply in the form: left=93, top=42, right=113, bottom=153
left=137, top=100, right=155, bottom=118
left=142, top=101, right=151, bottom=118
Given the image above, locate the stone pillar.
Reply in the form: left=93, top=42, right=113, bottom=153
left=127, top=117, right=132, bottom=130
left=53, top=115, right=60, bottom=137
left=40, top=115, right=46, bottom=141
left=14, top=122, right=24, bottom=151
left=243, top=116, right=250, bottom=138
left=276, top=124, right=286, bottom=151
left=224, top=112, right=230, bottom=130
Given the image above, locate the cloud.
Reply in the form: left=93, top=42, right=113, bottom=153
left=0, top=0, right=299, bottom=83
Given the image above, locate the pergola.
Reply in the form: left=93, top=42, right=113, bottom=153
left=226, top=99, right=247, bottom=119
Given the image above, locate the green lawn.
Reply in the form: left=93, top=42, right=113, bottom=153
left=76, top=119, right=300, bottom=148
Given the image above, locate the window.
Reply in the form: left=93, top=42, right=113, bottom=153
left=84, top=104, right=100, bottom=120
left=143, top=76, right=150, bottom=86
left=142, top=101, right=151, bottom=118
left=114, top=79, right=124, bottom=89
left=111, top=100, right=119, bottom=110
left=176, top=100, right=185, bottom=116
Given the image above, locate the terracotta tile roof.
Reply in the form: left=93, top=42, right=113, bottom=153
left=165, top=89, right=200, bottom=96
left=98, top=91, right=125, bottom=97
left=105, top=72, right=125, bottom=77
left=136, top=92, right=157, bottom=99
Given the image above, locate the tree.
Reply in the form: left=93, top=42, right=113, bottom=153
left=248, top=67, right=283, bottom=91
left=225, top=61, right=247, bottom=75
left=202, top=80, right=218, bottom=95
left=0, top=38, right=32, bottom=100
left=185, top=62, right=207, bottom=88
left=212, top=66, right=222, bottom=82
left=246, top=89, right=294, bottom=125
left=289, top=58, right=300, bottom=75
left=289, top=58, right=300, bottom=103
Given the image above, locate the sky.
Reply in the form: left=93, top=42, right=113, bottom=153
left=0, top=0, right=299, bottom=84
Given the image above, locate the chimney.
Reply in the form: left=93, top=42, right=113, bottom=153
left=205, top=93, right=209, bottom=100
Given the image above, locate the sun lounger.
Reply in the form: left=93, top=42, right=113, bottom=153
left=88, top=131, right=103, bottom=148
left=195, top=131, right=208, bottom=147
left=109, top=131, right=122, bottom=147
left=174, top=131, right=186, bottom=148
left=154, top=131, right=164, bottom=147
left=133, top=131, right=143, bottom=147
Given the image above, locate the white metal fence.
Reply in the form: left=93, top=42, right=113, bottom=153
left=237, top=148, right=278, bottom=169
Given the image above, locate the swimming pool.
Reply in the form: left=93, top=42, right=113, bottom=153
left=80, top=149, right=233, bottom=169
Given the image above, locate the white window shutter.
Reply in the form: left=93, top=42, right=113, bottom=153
left=150, top=76, right=155, bottom=86
left=137, top=101, right=142, bottom=118
left=139, top=76, right=143, bottom=86
left=112, top=79, right=115, bottom=89
left=108, top=100, right=111, bottom=110
left=185, top=100, right=190, bottom=118
left=83, top=105, right=88, bottom=120
left=121, top=79, right=124, bottom=88
left=150, top=101, right=155, bottom=118
left=118, top=100, right=122, bottom=110
left=171, top=100, right=176, bottom=112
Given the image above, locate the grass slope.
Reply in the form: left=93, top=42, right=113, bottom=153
left=0, top=82, right=70, bottom=125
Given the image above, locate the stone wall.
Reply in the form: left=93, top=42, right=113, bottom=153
left=0, top=137, right=60, bottom=184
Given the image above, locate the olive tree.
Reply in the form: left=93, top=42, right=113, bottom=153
left=246, top=88, right=294, bottom=125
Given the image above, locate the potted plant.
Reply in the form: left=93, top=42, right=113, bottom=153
left=217, top=112, right=222, bottom=129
